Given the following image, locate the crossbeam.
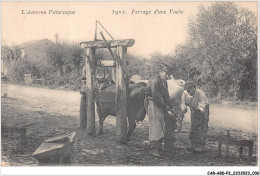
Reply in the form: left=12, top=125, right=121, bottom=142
left=80, top=39, right=135, bottom=49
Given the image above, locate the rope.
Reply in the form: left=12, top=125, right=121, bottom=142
left=93, top=79, right=102, bottom=105
left=93, top=79, right=104, bottom=118
left=97, top=20, right=114, bottom=40
left=94, top=21, right=115, bottom=82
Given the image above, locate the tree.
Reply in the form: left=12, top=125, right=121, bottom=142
left=46, top=42, right=67, bottom=76
left=1, top=45, right=24, bottom=77
left=64, top=42, right=84, bottom=74
left=126, top=54, right=147, bottom=78
left=174, top=2, right=257, bottom=100
left=1, top=45, right=22, bottom=64
left=46, top=40, right=83, bottom=76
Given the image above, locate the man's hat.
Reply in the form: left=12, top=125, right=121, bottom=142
left=161, top=67, right=171, bottom=75
left=160, top=63, right=172, bottom=75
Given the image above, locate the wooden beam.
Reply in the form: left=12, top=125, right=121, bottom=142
left=116, top=45, right=127, bottom=143
left=80, top=39, right=135, bottom=49
left=85, top=48, right=96, bottom=135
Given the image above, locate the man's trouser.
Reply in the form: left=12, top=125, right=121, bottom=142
left=164, top=112, right=176, bottom=153
left=189, top=105, right=209, bottom=151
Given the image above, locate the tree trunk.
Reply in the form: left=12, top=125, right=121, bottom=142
left=57, top=64, right=64, bottom=76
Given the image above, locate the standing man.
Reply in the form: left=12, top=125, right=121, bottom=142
left=145, top=66, right=176, bottom=157
left=184, top=82, right=209, bottom=153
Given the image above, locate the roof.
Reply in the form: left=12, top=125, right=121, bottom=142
left=19, top=39, right=55, bottom=63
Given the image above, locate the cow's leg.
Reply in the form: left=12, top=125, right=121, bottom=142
left=126, top=117, right=136, bottom=141
left=97, top=116, right=106, bottom=134
left=126, top=106, right=146, bottom=141
left=97, top=106, right=107, bottom=134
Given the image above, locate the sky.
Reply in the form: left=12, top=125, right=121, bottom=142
left=1, top=1, right=258, bottom=57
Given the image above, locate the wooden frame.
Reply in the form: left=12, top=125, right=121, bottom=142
left=80, top=39, right=134, bottom=143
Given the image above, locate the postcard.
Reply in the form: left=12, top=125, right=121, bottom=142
left=1, top=1, right=259, bottom=176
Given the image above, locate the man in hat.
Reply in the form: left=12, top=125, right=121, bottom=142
left=183, top=82, right=209, bottom=153
left=144, top=65, right=176, bottom=157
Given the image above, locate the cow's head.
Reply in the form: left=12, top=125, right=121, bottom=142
left=167, top=78, right=188, bottom=132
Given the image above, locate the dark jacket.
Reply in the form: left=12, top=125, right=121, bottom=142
left=145, top=75, right=172, bottom=111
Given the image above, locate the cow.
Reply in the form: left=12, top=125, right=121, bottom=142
left=96, top=78, right=187, bottom=141
left=96, top=82, right=147, bottom=141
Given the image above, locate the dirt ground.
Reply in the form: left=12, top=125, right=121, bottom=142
left=1, top=84, right=258, bottom=166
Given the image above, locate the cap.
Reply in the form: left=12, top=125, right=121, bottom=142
left=184, top=82, right=196, bottom=91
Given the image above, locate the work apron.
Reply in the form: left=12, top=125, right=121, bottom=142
left=147, top=100, right=165, bottom=141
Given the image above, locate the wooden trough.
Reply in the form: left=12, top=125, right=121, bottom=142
left=32, top=132, right=76, bottom=164
left=217, top=131, right=254, bottom=164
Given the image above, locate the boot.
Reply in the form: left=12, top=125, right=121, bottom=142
left=164, top=140, right=175, bottom=156
left=187, top=142, right=195, bottom=151
left=193, top=143, right=204, bottom=153
left=150, top=141, right=162, bottom=158
left=151, top=149, right=161, bottom=158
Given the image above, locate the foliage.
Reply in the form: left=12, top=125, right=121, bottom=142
left=2, top=2, right=257, bottom=101
left=46, top=40, right=84, bottom=76
left=168, top=2, right=257, bottom=100
left=126, top=54, right=150, bottom=79
left=43, top=40, right=84, bottom=88
left=1, top=45, right=22, bottom=64
left=2, top=40, right=84, bottom=90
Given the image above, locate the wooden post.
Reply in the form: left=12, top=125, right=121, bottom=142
left=248, top=142, right=254, bottom=164
left=112, top=68, right=116, bottom=83
left=218, top=141, right=222, bottom=157
left=85, top=47, right=95, bottom=135
left=239, top=147, right=243, bottom=159
left=116, top=45, right=127, bottom=143
left=80, top=92, right=87, bottom=130
left=111, top=48, right=116, bottom=83
left=225, top=143, right=229, bottom=162
left=225, top=130, right=230, bottom=162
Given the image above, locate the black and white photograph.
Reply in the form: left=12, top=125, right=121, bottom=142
left=1, top=1, right=259, bottom=175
